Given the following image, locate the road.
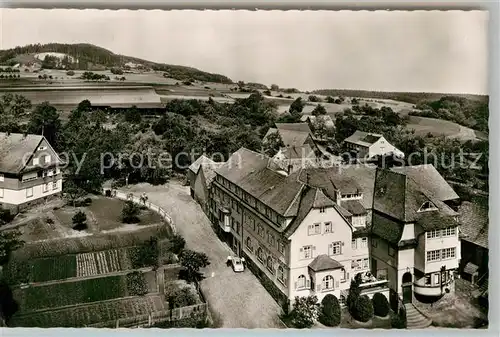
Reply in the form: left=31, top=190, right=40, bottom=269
left=125, top=181, right=285, bottom=328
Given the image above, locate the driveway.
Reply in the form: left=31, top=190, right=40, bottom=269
left=125, top=181, right=285, bottom=328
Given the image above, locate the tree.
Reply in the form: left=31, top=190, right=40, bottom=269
left=351, top=97, right=359, bottom=105
left=352, top=295, right=374, bottom=323
left=372, top=292, right=390, bottom=317
left=308, top=95, right=321, bottom=102
left=125, top=106, right=142, bottom=124
left=326, top=96, right=336, bottom=103
left=179, top=249, right=210, bottom=283
left=270, top=84, right=279, bottom=91
left=122, top=201, right=141, bottom=224
left=0, top=230, right=23, bottom=266
left=169, top=234, right=186, bottom=255
left=290, top=295, right=319, bottom=328
left=27, top=101, right=63, bottom=151
left=289, top=97, right=305, bottom=114
left=72, top=211, right=87, bottom=231
left=312, top=104, right=327, bottom=116
left=63, top=180, right=87, bottom=207
left=318, top=294, right=341, bottom=327
left=262, top=131, right=284, bottom=156
left=347, top=273, right=362, bottom=314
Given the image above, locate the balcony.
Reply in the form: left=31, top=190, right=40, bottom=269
left=220, top=208, right=231, bottom=232
left=413, top=275, right=453, bottom=297
left=358, top=272, right=389, bottom=294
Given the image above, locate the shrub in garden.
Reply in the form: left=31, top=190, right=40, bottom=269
left=122, top=201, right=141, bottom=223
left=179, top=250, right=210, bottom=283
left=0, top=209, right=15, bottom=226
left=72, top=211, right=88, bottom=231
left=126, top=271, right=148, bottom=296
left=289, top=295, right=319, bottom=328
left=66, top=70, right=75, bottom=76
left=169, top=234, right=186, bottom=255
left=372, top=293, right=390, bottom=317
left=347, top=273, right=362, bottom=315
left=318, top=294, right=341, bottom=327
left=352, top=295, right=374, bottom=323
left=391, top=308, right=407, bottom=329
left=129, top=237, right=159, bottom=269
left=46, top=217, right=54, bottom=224
left=165, top=286, right=197, bottom=308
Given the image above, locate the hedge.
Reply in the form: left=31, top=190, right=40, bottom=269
left=318, top=294, right=341, bottom=327
left=372, top=292, right=390, bottom=317
left=352, top=295, right=374, bottom=323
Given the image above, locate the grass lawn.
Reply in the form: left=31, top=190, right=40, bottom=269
left=17, top=275, right=128, bottom=312
left=32, top=255, right=77, bottom=283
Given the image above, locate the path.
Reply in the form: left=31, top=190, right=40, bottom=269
left=125, top=181, right=284, bottom=328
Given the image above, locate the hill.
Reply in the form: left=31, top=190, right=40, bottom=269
left=312, top=88, right=488, bottom=105
left=0, top=43, right=233, bottom=84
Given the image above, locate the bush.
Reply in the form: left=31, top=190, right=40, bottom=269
left=72, top=211, right=87, bottom=231
left=84, top=197, right=93, bottom=205
left=169, top=234, right=186, bottom=255
left=372, top=293, right=390, bottom=317
left=122, top=201, right=141, bottom=223
left=165, top=286, right=197, bottom=308
left=0, top=209, right=15, bottom=225
left=129, top=236, right=159, bottom=269
left=66, top=70, right=75, bottom=76
left=318, top=294, right=341, bottom=327
left=46, top=218, right=54, bottom=224
left=391, top=308, right=407, bottom=329
left=351, top=295, right=374, bottom=323
left=289, top=295, right=319, bottom=328
left=126, top=271, right=148, bottom=296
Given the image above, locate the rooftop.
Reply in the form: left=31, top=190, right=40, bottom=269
left=344, top=130, right=383, bottom=147
left=0, top=132, right=44, bottom=174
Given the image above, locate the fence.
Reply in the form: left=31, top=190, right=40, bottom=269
left=105, top=189, right=177, bottom=235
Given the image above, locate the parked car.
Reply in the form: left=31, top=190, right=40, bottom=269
left=231, top=256, right=245, bottom=273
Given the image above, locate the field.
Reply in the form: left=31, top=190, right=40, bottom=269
left=405, top=116, right=484, bottom=141
left=10, top=294, right=167, bottom=327
left=32, top=254, right=77, bottom=283
left=15, top=275, right=128, bottom=312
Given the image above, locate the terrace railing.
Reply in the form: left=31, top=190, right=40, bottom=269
left=105, top=189, right=177, bottom=235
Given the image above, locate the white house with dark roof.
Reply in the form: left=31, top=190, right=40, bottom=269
left=0, top=132, right=63, bottom=213
left=344, top=130, right=404, bottom=160
left=187, top=155, right=224, bottom=215
left=208, top=147, right=389, bottom=309
left=371, top=168, right=461, bottom=308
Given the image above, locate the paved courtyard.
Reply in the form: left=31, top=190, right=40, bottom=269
left=125, top=181, right=285, bottom=328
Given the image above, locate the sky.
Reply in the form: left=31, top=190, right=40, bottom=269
left=0, top=9, right=489, bottom=94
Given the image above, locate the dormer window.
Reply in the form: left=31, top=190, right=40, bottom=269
left=418, top=201, right=437, bottom=212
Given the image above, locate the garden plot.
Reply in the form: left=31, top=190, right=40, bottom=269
left=10, top=294, right=167, bottom=328
left=32, top=255, right=77, bottom=283
left=15, top=275, right=128, bottom=312
left=76, top=249, right=126, bottom=277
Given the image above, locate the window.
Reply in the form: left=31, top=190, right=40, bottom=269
left=52, top=181, right=58, bottom=190
left=418, top=201, right=436, bottom=212
left=246, top=237, right=253, bottom=251
left=278, top=241, right=285, bottom=254
left=427, top=227, right=457, bottom=239
left=43, top=183, right=49, bottom=193
left=45, top=155, right=51, bottom=163
left=0, top=188, right=3, bottom=198
left=26, top=187, right=33, bottom=198
left=257, top=225, right=264, bottom=237
left=329, top=241, right=342, bottom=255
left=236, top=222, right=240, bottom=234
left=231, top=218, right=235, bottom=230
left=252, top=219, right=256, bottom=231
left=278, top=266, right=285, bottom=284
left=0, top=173, right=3, bottom=182
left=319, top=207, right=325, bottom=213
left=266, top=256, right=274, bottom=274
left=362, top=258, right=369, bottom=269
left=361, top=237, right=368, bottom=248
left=352, top=239, right=357, bottom=250
left=38, top=146, right=47, bottom=151
left=388, top=246, right=395, bottom=257
left=301, top=245, right=313, bottom=259
left=352, top=259, right=362, bottom=271
left=297, top=275, right=306, bottom=289
left=33, top=157, right=39, bottom=166
left=308, top=223, right=321, bottom=235
left=427, top=249, right=441, bottom=262
left=339, top=295, right=346, bottom=306
left=443, top=247, right=456, bottom=259
left=322, top=275, right=334, bottom=290
left=268, top=233, right=275, bottom=245
left=433, top=273, right=440, bottom=285
left=341, top=268, right=347, bottom=282
left=324, top=222, right=332, bottom=233
left=257, top=248, right=264, bottom=262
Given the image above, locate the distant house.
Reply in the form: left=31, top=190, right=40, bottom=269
left=187, top=155, right=224, bottom=214
left=0, top=132, right=63, bottom=213
left=264, top=123, right=316, bottom=149
left=344, top=130, right=404, bottom=161
left=300, top=115, right=335, bottom=130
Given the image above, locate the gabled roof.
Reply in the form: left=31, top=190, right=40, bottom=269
left=300, top=115, right=335, bottom=129
left=275, top=123, right=312, bottom=134
left=200, top=161, right=224, bottom=188
left=344, top=130, right=383, bottom=147
left=341, top=200, right=367, bottom=216
left=0, top=132, right=44, bottom=174
left=391, top=164, right=459, bottom=201
left=188, top=154, right=222, bottom=174
left=313, top=189, right=336, bottom=208
left=308, top=254, right=344, bottom=272
left=459, top=199, right=489, bottom=249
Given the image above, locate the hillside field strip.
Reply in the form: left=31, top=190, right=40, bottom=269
left=9, top=294, right=167, bottom=328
